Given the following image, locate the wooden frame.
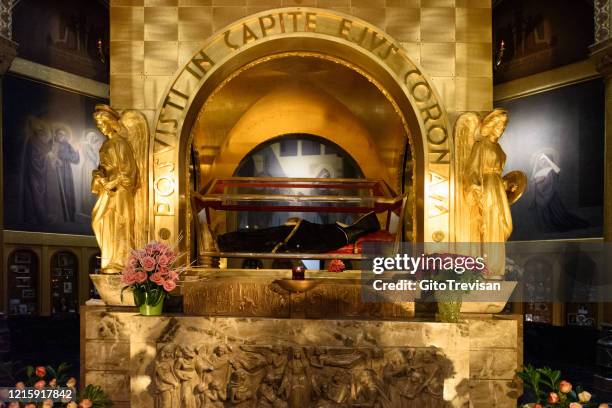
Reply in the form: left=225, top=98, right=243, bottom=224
left=494, top=58, right=605, bottom=326
left=494, top=59, right=600, bottom=103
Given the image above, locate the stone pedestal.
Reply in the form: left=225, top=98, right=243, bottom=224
left=81, top=306, right=522, bottom=407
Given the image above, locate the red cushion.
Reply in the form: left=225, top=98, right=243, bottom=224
left=328, top=244, right=354, bottom=254
left=355, top=231, right=395, bottom=253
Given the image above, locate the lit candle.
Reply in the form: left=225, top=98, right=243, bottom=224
left=292, top=265, right=305, bottom=280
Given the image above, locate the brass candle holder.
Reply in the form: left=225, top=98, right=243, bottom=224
left=274, top=279, right=321, bottom=293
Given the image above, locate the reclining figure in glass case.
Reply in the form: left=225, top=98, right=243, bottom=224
left=217, top=212, right=381, bottom=253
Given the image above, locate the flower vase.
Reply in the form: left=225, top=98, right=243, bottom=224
left=139, top=298, right=164, bottom=316
left=435, top=291, right=462, bottom=323
left=134, top=289, right=166, bottom=316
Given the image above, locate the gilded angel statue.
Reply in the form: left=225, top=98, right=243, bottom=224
left=91, top=104, right=149, bottom=273
left=454, top=109, right=526, bottom=277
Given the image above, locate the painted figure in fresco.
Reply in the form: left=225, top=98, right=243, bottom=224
left=529, top=151, right=589, bottom=232
left=153, top=345, right=180, bottom=408
left=23, top=117, right=54, bottom=225
left=91, top=105, right=138, bottom=272
left=81, top=130, right=105, bottom=213
left=49, top=124, right=80, bottom=222
left=53, top=13, right=84, bottom=53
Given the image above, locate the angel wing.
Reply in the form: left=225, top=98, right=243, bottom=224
left=453, top=112, right=481, bottom=244
left=120, top=110, right=150, bottom=248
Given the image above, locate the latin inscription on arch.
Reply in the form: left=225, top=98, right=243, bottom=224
left=152, top=8, right=451, bottom=243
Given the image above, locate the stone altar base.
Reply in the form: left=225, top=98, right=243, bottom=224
left=183, top=270, right=415, bottom=319
left=81, top=306, right=522, bottom=407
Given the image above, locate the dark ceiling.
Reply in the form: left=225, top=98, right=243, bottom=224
left=494, top=0, right=593, bottom=8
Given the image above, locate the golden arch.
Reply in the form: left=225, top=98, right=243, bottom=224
left=150, top=7, right=453, bottom=249
left=209, top=79, right=390, bottom=184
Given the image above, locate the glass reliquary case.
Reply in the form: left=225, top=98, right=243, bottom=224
left=191, top=177, right=407, bottom=270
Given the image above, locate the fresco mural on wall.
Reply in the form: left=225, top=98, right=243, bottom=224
left=3, top=74, right=108, bottom=235
left=498, top=79, right=604, bottom=240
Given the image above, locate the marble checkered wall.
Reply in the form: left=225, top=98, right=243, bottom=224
left=109, top=0, right=493, bottom=121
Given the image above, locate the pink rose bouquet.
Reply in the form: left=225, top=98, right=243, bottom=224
left=121, top=240, right=184, bottom=313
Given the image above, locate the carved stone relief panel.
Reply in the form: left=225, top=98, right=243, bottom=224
left=85, top=310, right=130, bottom=340
left=82, top=308, right=521, bottom=407
left=129, top=317, right=469, bottom=408
left=147, top=344, right=455, bottom=408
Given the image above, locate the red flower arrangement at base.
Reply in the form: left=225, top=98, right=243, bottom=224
left=6, top=363, right=111, bottom=407
left=328, top=259, right=346, bottom=272
left=120, top=240, right=185, bottom=316
left=519, top=365, right=604, bottom=408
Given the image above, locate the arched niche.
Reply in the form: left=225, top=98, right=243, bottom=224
left=149, top=7, right=453, bottom=252
left=88, top=252, right=102, bottom=298
left=234, top=134, right=363, bottom=180
left=228, top=133, right=364, bottom=231
left=49, top=250, right=79, bottom=316
left=523, top=256, right=555, bottom=325
left=189, top=53, right=407, bottom=190
left=7, top=249, right=39, bottom=317
left=89, top=252, right=101, bottom=274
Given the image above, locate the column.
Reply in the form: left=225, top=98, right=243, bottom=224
left=0, top=0, right=12, bottom=40
left=0, top=0, right=18, bottom=313
left=0, top=0, right=17, bottom=74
